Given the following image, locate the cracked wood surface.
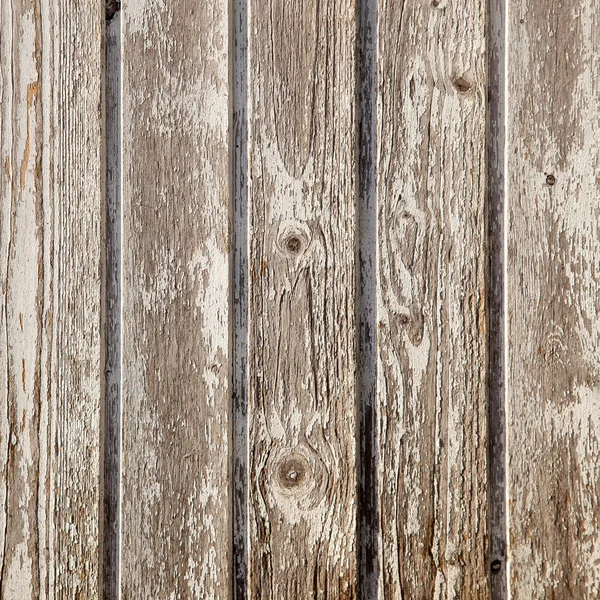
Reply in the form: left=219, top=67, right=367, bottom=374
left=376, top=0, right=489, bottom=598
left=506, top=1, right=600, bottom=597
left=247, top=0, right=358, bottom=598
left=120, top=0, right=231, bottom=597
left=0, top=0, right=103, bottom=597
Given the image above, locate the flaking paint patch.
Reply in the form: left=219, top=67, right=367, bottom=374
left=189, top=238, right=228, bottom=364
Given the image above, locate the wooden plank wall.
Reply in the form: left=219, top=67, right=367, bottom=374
left=0, top=0, right=599, bottom=599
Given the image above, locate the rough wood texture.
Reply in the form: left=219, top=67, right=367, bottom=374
left=376, top=0, right=489, bottom=597
left=0, top=0, right=103, bottom=597
left=506, top=1, right=600, bottom=597
left=120, top=0, right=231, bottom=597
left=247, top=0, right=357, bottom=597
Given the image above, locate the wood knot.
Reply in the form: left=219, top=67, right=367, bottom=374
left=268, top=446, right=329, bottom=513
left=546, top=173, right=556, bottom=186
left=278, top=455, right=308, bottom=489
left=452, top=76, right=472, bottom=94
left=276, top=222, right=311, bottom=258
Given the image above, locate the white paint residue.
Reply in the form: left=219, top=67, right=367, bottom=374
left=189, top=238, right=228, bottom=364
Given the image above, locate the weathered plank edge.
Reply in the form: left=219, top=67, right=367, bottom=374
left=487, top=0, right=508, bottom=595
left=104, top=10, right=122, bottom=600
left=357, top=0, right=379, bottom=598
left=232, top=0, right=248, bottom=598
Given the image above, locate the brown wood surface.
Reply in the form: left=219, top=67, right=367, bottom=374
left=247, top=1, right=358, bottom=598
left=506, top=1, right=600, bottom=597
left=376, top=0, right=489, bottom=597
left=0, top=0, right=104, bottom=597
left=120, top=0, right=231, bottom=597
left=3, top=2, right=600, bottom=598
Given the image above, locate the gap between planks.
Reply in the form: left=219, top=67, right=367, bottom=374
left=488, top=0, right=508, bottom=597
left=357, top=0, right=379, bottom=598
left=232, top=0, right=249, bottom=597
left=104, top=8, right=122, bottom=600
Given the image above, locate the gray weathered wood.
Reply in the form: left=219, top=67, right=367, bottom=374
left=0, top=0, right=104, bottom=596
left=488, top=0, right=508, bottom=596
left=357, top=0, right=378, bottom=597
left=232, top=0, right=248, bottom=597
left=376, top=0, right=489, bottom=597
left=120, top=0, right=231, bottom=597
left=506, top=1, right=600, bottom=597
left=105, top=11, right=122, bottom=600
left=247, top=0, right=358, bottom=597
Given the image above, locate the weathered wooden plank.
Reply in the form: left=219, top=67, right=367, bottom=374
left=120, top=0, right=231, bottom=597
left=506, top=2, right=600, bottom=597
left=376, top=0, right=489, bottom=597
left=0, top=0, right=103, bottom=597
left=247, top=0, right=357, bottom=597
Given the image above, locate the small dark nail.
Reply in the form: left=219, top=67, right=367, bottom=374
left=520, top=18, right=525, bottom=23
left=546, top=174, right=556, bottom=186
left=491, top=559, right=502, bottom=572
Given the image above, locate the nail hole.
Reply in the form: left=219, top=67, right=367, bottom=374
left=398, top=314, right=411, bottom=326
left=546, top=174, right=556, bottom=186
left=491, top=559, right=502, bottom=572
left=452, top=76, right=472, bottom=94
left=520, top=18, right=525, bottom=23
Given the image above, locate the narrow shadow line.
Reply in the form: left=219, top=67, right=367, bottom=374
left=487, top=0, right=508, bottom=596
left=231, top=0, right=248, bottom=597
left=104, top=9, right=122, bottom=600
left=357, top=0, right=379, bottom=598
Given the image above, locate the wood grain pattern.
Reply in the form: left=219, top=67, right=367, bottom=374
left=506, top=1, right=600, bottom=597
left=247, top=0, right=357, bottom=597
left=0, top=0, right=103, bottom=597
left=120, top=0, right=231, bottom=597
left=376, top=0, right=489, bottom=597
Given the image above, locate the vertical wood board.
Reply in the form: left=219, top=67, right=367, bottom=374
left=120, top=0, right=231, bottom=597
left=247, top=0, right=358, bottom=597
left=376, top=0, right=489, bottom=597
left=507, top=1, right=600, bottom=597
left=0, top=0, right=104, bottom=597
